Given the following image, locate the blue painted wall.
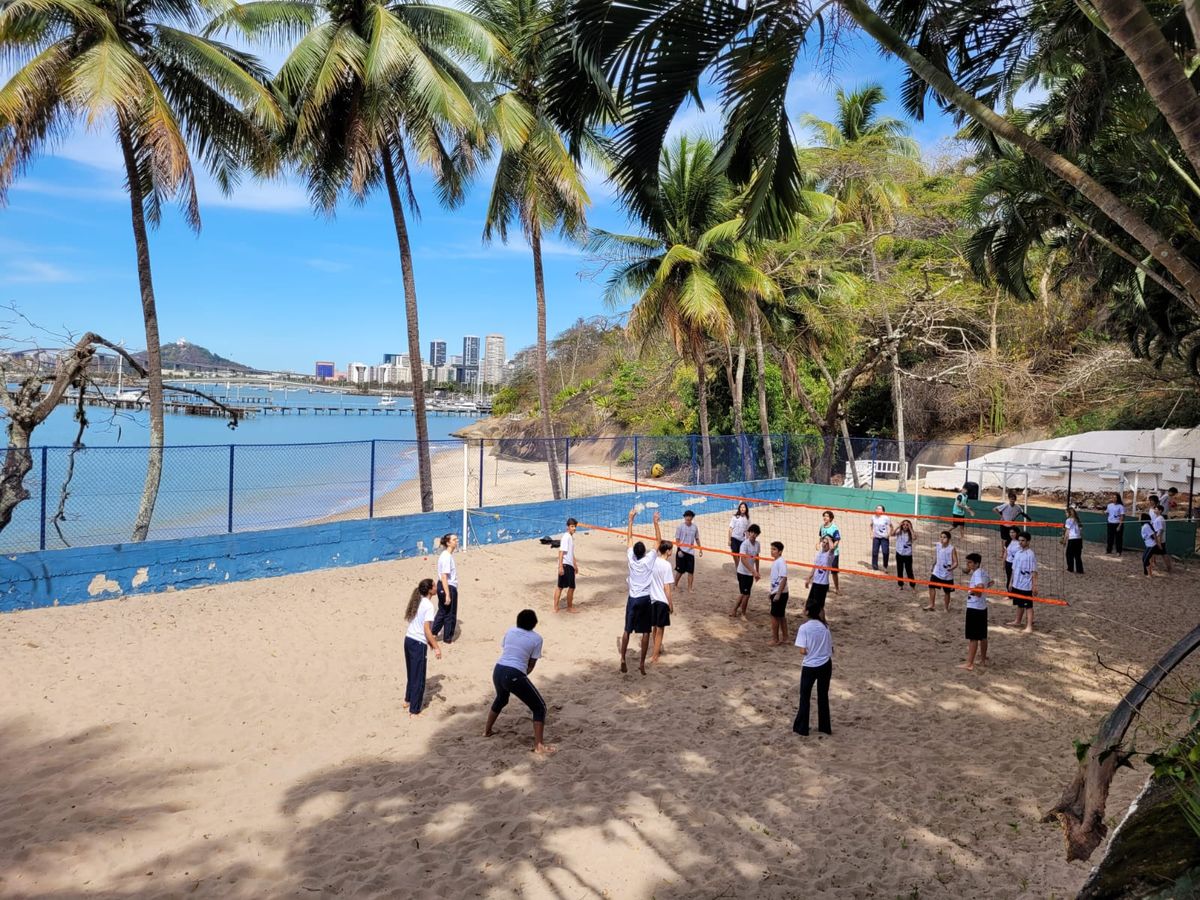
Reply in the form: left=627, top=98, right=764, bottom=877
left=1, top=479, right=785, bottom=612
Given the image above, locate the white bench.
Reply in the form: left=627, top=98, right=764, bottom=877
left=844, top=459, right=902, bottom=485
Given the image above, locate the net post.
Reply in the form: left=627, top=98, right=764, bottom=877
left=964, top=443, right=971, bottom=485
left=462, top=439, right=469, bottom=548
left=38, top=448, right=47, bottom=554
left=564, top=438, right=570, bottom=499
left=478, top=440, right=484, bottom=508
left=1190, top=458, right=1196, bottom=521
left=690, top=435, right=698, bottom=484
left=368, top=439, right=376, bottom=519
left=1065, top=450, right=1073, bottom=510
left=634, top=435, right=640, bottom=490
left=783, top=433, right=790, bottom=481
left=227, top=444, right=235, bottom=534
left=870, top=439, right=877, bottom=491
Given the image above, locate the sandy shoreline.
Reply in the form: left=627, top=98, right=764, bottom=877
left=3, top=503, right=1198, bottom=898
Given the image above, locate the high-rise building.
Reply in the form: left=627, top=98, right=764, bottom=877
left=381, top=353, right=404, bottom=365
left=462, top=335, right=481, bottom=367
left=428, top=340, right=447, bottom=367
left=315, top=361, right=335, bottom=380
left=483, top=334, right=505, bottom=385
left=347, top=362, right=369, bottom=384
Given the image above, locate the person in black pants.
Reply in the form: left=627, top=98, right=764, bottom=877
left=1104, top=493, right=1125, bottom=555
left=793, top=598, right=833, bottom=736
left=485, top=609, right=555, bottom=754
left=432, top=533, right=460, bottom=643
left=1063, top=507, right=1084, bottom=574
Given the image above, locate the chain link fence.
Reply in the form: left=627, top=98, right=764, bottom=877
left=4, top=433, right=1195, bottom=554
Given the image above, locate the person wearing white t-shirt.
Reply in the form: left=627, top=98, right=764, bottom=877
left=793, top=598, right=833, bottom=736
left=648, top=524, right=676, bottom=664
left=1002, top=526, right=1020, bottom=590
left=485, top=609, right=554, bottom=754
left=728, top=502, right=751, bottom=556
left=767, top=541, right=790, bottom=646
left=1151, top=505, right=1172, bottom=573
left=552, top=518, right=581, bottom=613
left=1140, top=512, right=1164, bottom=577
left=924, top=530, right=958, bottom=613
left=618, top=508, right=656, bottom=675
left=403, top=578, right=441, bottom=716
left=1004, top=532, right=1038, bottom=633
left=674, top=510, right=702, bottom=592
left=870, top=505, right=891, bottom=571
left=891, top=519, right=916, bottom=591
left=1104, top=493, right=1125, bottom=555
left=1061, top=508, right=1084, bottom=575
left=804, top=537, right=834, bottom=621
left=959, top=553, right=993, bottom=672
left=431, top=533, right=460, bottom=644
left=993, top=491, right=1028, bottom=546
left=730, top=524, right=761, bottom=618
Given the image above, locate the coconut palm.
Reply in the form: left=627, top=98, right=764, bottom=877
left=803, top=83, right=919, bottom=488
left=211, top=0, right=495, bottom=512
left=471, top=0, right=596, bottom=500
left=590, top=135, right=780, bottom=483
left=0, top=0, right=282, bottom=540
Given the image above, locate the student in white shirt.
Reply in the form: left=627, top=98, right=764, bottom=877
left=891, top=519, right=916, bottom=591
left=674, top=509, right=702, bottom=593
left=767, top=541, right=790, bottom=646
left=431, top=533, right=460, bottom=644
left=925, top=530, right=958, bottom=612
left=730, top=523, right=761, bottom=618
left=485, top=609, right=554, bottom=754
left=728, top=502, right=751, bottom=555
left=1061, top=508, right=1084, bottom=575
left=552, top=518, right=581, bottom=613
left=792, top=598, right=833, bottom=736
left=1140, top=512, right=1164, bottom=577
left=1104, top=493, right=1125, bottom=555
left=649, top=523, right=676, bottom=664
left=870, top=505, right=891, bottom=571
left=403, top=578, right=441, bottom=716
left=1165, top=486, right=1179, bottom=518
left=1002, top=525, right=1020, bottom=590
left=993, top=491, right=1028, bottom=546
left=618, top=508, right=655, bottom=675
left=959, top=553, right=993, bottom=672
left=1151, top=504, right=1173, bottom=573
left=804, top=536, right=834, bottom=621
left=1004, top=531, right=1038, bottom=633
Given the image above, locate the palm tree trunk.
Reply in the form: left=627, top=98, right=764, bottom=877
left=380, top=145, right=434, bottom=512
left=529, top=222, right=563, bottom=500
left=119, top=121, right=165, bottom=542
left=1090, top=0, right=1200, bottom=179
left=839, top=414, right=862, bottom=489
left=693, top=342, right=713, bottom=483
left=881, top=307, right=907, bottom=491
left=838, top=0, right=1200, bottom=311
left=752, top=316, right=775, bottom=479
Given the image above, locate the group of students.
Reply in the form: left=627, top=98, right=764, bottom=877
left=1103, top=491, right=1175, bottom=576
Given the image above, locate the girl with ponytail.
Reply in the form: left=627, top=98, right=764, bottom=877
left=404, top=578, right=441, bottom=715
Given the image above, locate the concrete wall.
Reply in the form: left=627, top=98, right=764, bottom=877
left=783, top=482, right=1197, bottom=554
left=1, top=479, right=785, bottom=613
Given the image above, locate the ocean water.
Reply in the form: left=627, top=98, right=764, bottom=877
left=6, top=387, right=480, bottom=552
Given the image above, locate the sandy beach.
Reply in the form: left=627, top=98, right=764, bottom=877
left=3, top=495, right=1198, bottom=899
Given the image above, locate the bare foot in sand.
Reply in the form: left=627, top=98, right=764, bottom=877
left=618, top=636, right=627, bottom=673
left=534, top=744, right=558, bottom=755
left=484, top=728, right=495, bottom=737
left=1023, top=626, right=1034, bottom=634
left=957, top=662, right=974, bottom=671
left=767, top=639, right=782, bottom=646
left=1003, top=620, right=1021, bottom=627
left=922, top=606, right=935, bottom=612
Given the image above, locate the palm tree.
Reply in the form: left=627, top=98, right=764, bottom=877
left=212, top=0, right=494, bottom=512
left=803, top=84, right=919, bottom=489
left=590, top=135, right=779, bottom=483
left=557, top=0, right=1200, bottom=312
left=0, top=0, right=282, bottom=540
left=472, top=0, right=594, bottom=500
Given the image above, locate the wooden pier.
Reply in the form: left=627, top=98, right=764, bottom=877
left=65, top=395, right=481, bottom=418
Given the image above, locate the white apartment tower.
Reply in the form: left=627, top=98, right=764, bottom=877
left=483, top=334, right=505, bottom=386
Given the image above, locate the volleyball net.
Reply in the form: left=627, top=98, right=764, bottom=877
left=563, top=470, right=1069, bottom=606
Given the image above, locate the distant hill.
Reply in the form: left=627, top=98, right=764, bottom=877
left=133, top=342, right=258, bottom=374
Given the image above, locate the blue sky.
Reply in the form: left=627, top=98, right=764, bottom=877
left=0, top=31, right=959, bottom=373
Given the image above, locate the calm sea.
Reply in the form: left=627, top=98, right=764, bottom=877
left=8, top=386, right=481, bottom=552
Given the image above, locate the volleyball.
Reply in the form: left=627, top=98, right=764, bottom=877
left=650, top=463, right=664, bottom=478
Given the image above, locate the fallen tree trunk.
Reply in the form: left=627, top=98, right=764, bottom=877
left=1042, top=622, right=1200, bottom=861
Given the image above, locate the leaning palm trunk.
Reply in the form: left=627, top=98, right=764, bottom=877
left=381, top=146, right=434, bottom=512
left=530, top=224, right=563, bottom=500
left=726, top=343, right=750, bottom=481
left=881, top=307, right=906, bottom=491
left=120, top=122, right=165, bottom=542
left=838, top=0, right=1200, bottom=312
left=1089, top=0, right=1200, bottom=180
left=752, top=317, right=775, bottom=479
left=839, top=415, right=861, bottom=488
left=693, top=343, right=713, bottom=483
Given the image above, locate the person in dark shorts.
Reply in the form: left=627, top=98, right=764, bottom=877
left=674, top=510, right=701, bottom=592
left=485, top=609, right=554, bottom=754
left=728, top=502, right=751, bottom=556
left=767, top=541, right=789, bottom=646
left=552, top=518, right=580, bottom=613
left=618, top=508, right=654, bottom=675
left=817, top=511, right=841, bottom=594
left=804, top=536, right=834, bottom=622
left=952, top=486, right=972, bottom=536
left=648, top=516, right=675, bottom=663
left=1004, top=531, right=1037, bottom=633
left=959, top=553, right=993, bottom=671
left=925, top=530, right=958, bottom=612
left=730, top=524, right=761, bottom=618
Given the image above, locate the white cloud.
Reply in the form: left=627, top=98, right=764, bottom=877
left=199, top=175, right=310, bottom=213
left=2, top=260, right=80, bottom=284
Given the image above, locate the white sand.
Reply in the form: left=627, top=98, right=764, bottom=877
left=2, top=504, right=1198, bottom=898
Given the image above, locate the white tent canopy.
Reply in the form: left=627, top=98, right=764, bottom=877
left=922, top=429, right=1198, bottom=497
